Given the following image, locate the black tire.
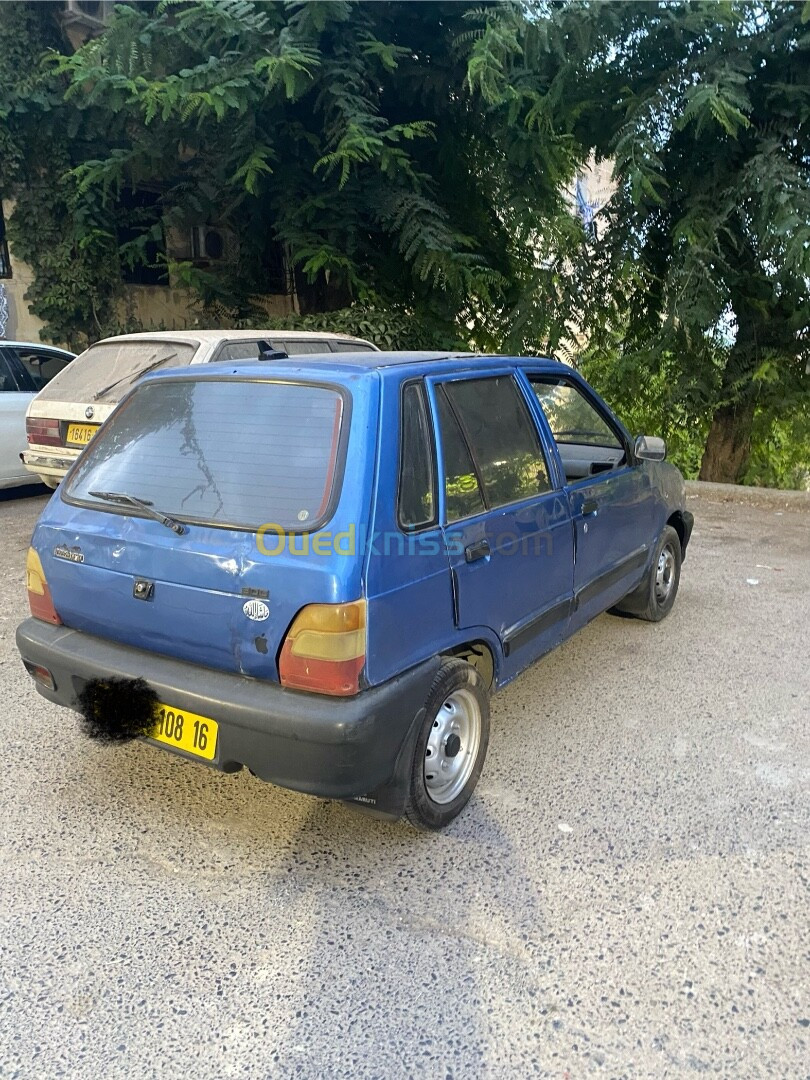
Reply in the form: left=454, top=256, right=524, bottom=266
left=613, top=524, right=682, bottom=622
left=403, top=658, right=490, bottom=830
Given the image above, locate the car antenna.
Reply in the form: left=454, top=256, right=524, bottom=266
left=258, top=341, right=288, bottom=361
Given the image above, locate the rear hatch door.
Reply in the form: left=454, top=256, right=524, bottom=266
left=34, top=370, right=372, bottom=681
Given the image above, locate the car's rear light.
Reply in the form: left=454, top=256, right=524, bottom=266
left=26, top=547, right=62, bottom=625
left=26, top=417, right=62, bottom=447
left=22, top=660, right=56, bottom=691
left=279, top=600, right=366, bottom=696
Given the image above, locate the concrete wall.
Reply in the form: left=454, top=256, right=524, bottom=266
left=118, top=285, right=297, bottom=331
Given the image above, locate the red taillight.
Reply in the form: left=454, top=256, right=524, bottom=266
left=26, top=417, right=62, bottom=447
left=26, top=548, right=62, bottom=625
left=279, top=600, right=366, bottom=697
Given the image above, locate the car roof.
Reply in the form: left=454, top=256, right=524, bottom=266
left=147, top=351, right=572, bottom=384
left=1, top=340, right=75, bottom=353
left=90, top=329, right=377, bottom=347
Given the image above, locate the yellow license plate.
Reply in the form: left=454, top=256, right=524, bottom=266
left=66, top=423, right=99, bottom=446
left=148, top=703, right=218, bottom=761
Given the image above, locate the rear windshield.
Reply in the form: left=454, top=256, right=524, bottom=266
left=65, top=378, right=346, bottom=531
left=35, top=340, right=198, bottom=405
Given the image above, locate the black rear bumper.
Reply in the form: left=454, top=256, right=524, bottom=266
left=16, top=619, right=438, bottom=816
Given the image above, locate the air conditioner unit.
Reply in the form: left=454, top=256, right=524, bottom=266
left=189, top=225, right=236, bottom=264
left=62, top=0, right=113, bottom=29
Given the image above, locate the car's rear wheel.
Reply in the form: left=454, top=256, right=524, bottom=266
left=613, top=524, right=682, bottom=622
left=403, top=658, right=490, bottom=830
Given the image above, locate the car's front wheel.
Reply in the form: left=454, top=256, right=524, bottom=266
left=613, top=524, right=682, bottom=622
left=404, top=658, right=490, bottom=830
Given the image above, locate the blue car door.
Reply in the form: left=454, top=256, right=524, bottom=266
left=427, top=370, right=574, bottom=682
left=525, top=372, right=658, bottom=629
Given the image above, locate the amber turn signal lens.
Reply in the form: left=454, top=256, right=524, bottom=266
left=26, top=547, right=62, bottom=625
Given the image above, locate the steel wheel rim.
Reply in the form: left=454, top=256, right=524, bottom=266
left=424, top=688, right=482, bottom=805
left=655, top=543, right=676, bottom=603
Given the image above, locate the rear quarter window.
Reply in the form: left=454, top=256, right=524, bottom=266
left=65, top=378, right=347, bottom=532
left=398, top=382, right=436, bottom=529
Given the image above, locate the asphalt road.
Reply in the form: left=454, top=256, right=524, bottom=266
left=1, top=485, right=808, bottom=1079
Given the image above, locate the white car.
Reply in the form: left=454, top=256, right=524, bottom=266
left=0, top=341, right=75, bottom=490
left=23, top=329, right=378, bottom=487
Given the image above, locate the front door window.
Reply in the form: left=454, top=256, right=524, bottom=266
left=530, top=377, right=625, bottom=482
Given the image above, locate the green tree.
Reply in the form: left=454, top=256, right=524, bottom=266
left=577, top=1, right=809, bottom=484
left=0, top=0, right=584, bottom=349
left=474, top=1, right=809, bottom=484
left=0, top=3, right=124, bottom=349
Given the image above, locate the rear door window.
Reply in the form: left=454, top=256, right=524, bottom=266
left=282, top=340, right=336, bottom=355
left=216, top=341, right=266, bottom=362
left=65, top=379, right=346, bottom=532
left=5, top=346, right=72, bottom=391
left=443, top=376, right=551, bottom=511
left=331, top=341, right=376, bottom=353
left=435, top=389, right=486, bottom=523
left=215, top=340, right=348, bottom=361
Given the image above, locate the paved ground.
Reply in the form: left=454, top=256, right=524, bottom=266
left=0, top=485, right=807, bottom=1079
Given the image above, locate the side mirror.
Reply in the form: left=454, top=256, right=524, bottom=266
left=634, top=434, right=667, bottom=462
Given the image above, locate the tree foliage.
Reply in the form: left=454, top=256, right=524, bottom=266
left=576, top=1, right=809, bottom=483
left=471, top=1, right=809, bottom=483
left=0, top=4, right=125, bottom=349
left=1, top=0, right=586, bottom=350
left=1, top=1, right=807, bottom=485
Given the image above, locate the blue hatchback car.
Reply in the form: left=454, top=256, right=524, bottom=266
left=17, top=352, right=693, bottom=828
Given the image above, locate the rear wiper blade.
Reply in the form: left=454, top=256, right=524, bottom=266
left=93, top=351, right=177, bottom=401
left=88, top=490, right=187, bottom=535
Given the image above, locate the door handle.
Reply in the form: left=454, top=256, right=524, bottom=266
left=464, top=539, right=490, bottom=563
left=581, top=499, right=598, bottom=516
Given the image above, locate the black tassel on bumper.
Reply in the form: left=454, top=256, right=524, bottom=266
left=77, top=677, right=159, bottom=742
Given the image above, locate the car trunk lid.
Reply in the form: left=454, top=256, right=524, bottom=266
left=34, top=516, right=351, bottom=680
left=32, top=371, right=371, bottom=682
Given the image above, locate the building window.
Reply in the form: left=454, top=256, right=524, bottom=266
left=263, top=240, right=291, bottom=295
left=118, top=188, right=168, bottom=286
left=0, top=205, right=11, bottom=279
